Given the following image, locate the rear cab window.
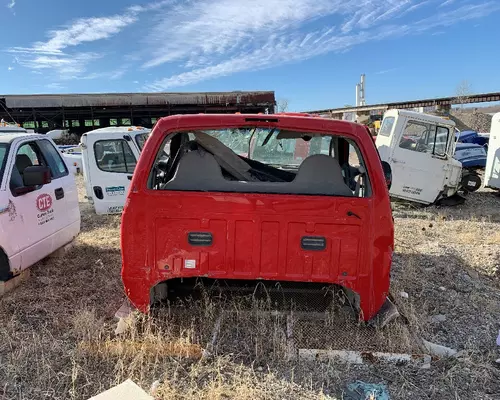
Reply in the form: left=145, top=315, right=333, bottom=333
left=149, top=127, right=372, bottom=198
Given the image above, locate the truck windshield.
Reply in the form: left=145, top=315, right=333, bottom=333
left=0, top=144, right=8, bottom=186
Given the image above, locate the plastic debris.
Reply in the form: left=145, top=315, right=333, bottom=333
left=496, top=330, right=500, bottom=346
left=429, top=314, right=446, bottom=323
left=399, top=291, right=409, bottom=299
left=420, top=354, right=432, bottom=369
left=345, top=381, right=390, bottom=400
left=422, top=339, right=457, bottom=357
left=150, top=380, right=160, bottom=396
left=88, top=379, right=153, bottom=400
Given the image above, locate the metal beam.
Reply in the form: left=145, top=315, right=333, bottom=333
left=306, top=91, right=500, bottom=114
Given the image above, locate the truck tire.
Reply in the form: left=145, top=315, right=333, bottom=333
left=0, top=250, right=12, bottom=281
left=461, top=172, right=481, bottom=193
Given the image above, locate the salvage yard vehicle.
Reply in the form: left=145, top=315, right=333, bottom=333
left=121, top=114, right=395, bottom=322
left=80, top=126, right=150, bottom=214
left=0, top=133, right=80, bottom=281
left=375, top=109, right=481, bottom=205
left=484, top=112, right=500, bottom=191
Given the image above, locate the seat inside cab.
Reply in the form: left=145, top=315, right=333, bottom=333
left=150, top=128, right=371, bottom=198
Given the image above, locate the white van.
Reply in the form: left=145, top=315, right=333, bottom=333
left=80, top=126, right=150, bottom=215
left=0, top=133, right=81, bottom=280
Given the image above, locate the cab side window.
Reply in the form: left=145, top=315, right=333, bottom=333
left=10, top=142, right=46, bottom=193
left=94, top=140, right=137, bottom=173
left=38, top=140, right=69, bottom=179
left=399, top=121, right=449, bottom=157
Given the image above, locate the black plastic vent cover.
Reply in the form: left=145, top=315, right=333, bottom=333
left=188, top=232, right=213, bottom=246
left=301, top=236, right=326, bottom=251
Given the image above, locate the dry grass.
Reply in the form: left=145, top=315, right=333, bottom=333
left=0, top=176, right=499, bottom=399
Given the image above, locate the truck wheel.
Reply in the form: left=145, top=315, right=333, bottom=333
left=0, top=250, right=12, bottom=281
left=461, top=173, right=481, bottom=193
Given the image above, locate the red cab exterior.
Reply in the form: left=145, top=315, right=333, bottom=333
left=121, top=114, right=394, bottom=321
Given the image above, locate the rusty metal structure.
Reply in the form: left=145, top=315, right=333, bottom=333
left=0, top=91, right=276, bottom=135
left=307, top=91, right=500, bottom=118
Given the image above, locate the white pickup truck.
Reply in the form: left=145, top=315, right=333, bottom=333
left=80, top=126, right=150, bottom=214
left=0, top=133, right=81, bottom=281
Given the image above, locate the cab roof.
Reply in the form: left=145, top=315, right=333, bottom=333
left=384, top=109, right=456, bottom=127
left=0, top=133, right=41, bottom=144
left=83, top=126, right=150, bottom=135
left=153, top=113, right=363, bottom=138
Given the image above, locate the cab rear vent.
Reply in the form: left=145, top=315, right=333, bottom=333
left=301, top=236, right=326, bottom=251
left=188, top=232, right=213, bottom=246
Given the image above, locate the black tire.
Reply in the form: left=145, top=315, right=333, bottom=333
left=461, top=172, right=482, bottom=193
left=0, top=250, right=12, bottom=281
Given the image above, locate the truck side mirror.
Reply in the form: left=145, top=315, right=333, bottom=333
left=381, top=161, right=392, bottom=190
left=23, top=166, right=52, bottom=187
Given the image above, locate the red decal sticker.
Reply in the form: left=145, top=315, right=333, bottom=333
left=36, top=194, right=53, bottom=212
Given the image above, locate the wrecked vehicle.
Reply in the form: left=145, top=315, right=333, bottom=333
left=80, top=126, right=150, bottom=215
left=376, top=109, right=481, bottom=205
left=0, top=133, right=80, bottom=281
left=121, top=114, right=394, bottom=322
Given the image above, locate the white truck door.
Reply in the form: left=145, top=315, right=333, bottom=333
left=82, top=132, right=141, bottom=215
left=485, top=112, right=500, bottom=190
left=385, top=117, right=453, bottom=204
left=6, top=139, right=71, bottom=268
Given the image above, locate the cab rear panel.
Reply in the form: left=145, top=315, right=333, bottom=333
left=121, top=115, right=393, bottom=321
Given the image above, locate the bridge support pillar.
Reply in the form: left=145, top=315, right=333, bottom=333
left=435, top=104, right=451, bottom=115
left=355, top=111, right=371, bottom=124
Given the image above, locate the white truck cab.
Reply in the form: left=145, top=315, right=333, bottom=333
left=484, top=112, right=500, bottom=191
left=376, top=109, right=481, bottom=205
left=0, top=134, right=81, bottom=281
left=80, top=126, right=150, bottom=215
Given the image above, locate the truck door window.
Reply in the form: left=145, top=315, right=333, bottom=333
left=10, top=142, right=46, bottom=194
left=399, top=120, right=444, bottom=156
left=378, top=117, right=395, bottom=137
left=37, top=140, right=69, bottom=179
left=434, top=126, right=449, bottom=156
left=94, top=140, right=137, bottom=173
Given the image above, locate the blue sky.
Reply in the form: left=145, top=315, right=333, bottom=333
left=2, top=0, right=500, bottom=111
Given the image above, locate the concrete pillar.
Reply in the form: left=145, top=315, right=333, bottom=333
left=435, top=104, right=451, bottom=115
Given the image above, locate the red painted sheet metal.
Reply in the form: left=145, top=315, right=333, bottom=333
left=121, top=114, right=394, bottom=321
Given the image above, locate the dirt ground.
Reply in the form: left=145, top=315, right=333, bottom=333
left=0, top=176, right=499, bottom=399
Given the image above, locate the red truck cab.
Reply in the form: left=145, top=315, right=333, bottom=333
left=121, top=114, right=394, bottom=321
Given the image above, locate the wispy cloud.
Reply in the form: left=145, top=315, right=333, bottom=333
left=7, top=66, right=13, bottom=71
left=5, top=2, right=159, bottom=79
left=146, top=0, right=498, bottom=90
left=376, top=68, right=398, bottom=75
left=7, top=0, right=14, bottom=9
left=46, top=82, right=65, bottom=90
left=439, top=0, right=456, bottom=7
left=5, top=0, right=499, bottom=90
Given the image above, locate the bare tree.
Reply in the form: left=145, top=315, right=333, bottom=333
left=276, top=98, right=289, bottom=113
left=455, top=80, right=472, bottom=109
